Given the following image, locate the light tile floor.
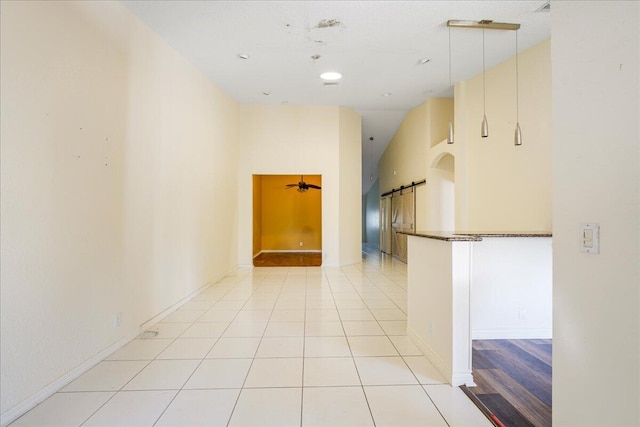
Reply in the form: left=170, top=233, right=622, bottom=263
left=11, top=250, right=492, bottom=427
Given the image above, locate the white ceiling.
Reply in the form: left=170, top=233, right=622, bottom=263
left=123, top=0, right=550, bottom=194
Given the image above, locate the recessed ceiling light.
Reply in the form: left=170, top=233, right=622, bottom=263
left=382, top=92, right=392, bottom=97
left=238, top=54, right=250, bottom=60
left=418, top=58, right=431, bottom=65
left=320, top=71, right=342, bottom=81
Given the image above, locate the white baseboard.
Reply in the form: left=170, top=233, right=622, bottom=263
left=472, top=328, right=552, bottom=340
left=407, top=327, right=474, bottom=387
left=259, top=250, right=322, bottom=253
left=0, top=328, right=139, bottom=427
left=0, top=279, right=217, bottom=427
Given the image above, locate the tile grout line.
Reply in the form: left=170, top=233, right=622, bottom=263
left=359, top=252, right=452, bottom=427
left=224, top=267, right=288, bottom=427
left=148, top=269, right=265, bottom=427
left=75, top=270, right=255, bottom=427
left=326, top=266, right=377, bottom=427
left=299, top=267, right=308, bottom=427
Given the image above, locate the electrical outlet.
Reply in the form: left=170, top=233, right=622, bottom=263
left=113, top=312, right=122, bottom=327
left=299, top=241, right=303, bottom=247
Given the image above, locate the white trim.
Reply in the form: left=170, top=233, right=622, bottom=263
left=472, top=328, right=552, bottom=340
left=407, top=327, right=450, bottom=382
left=0, top=280, right=215, bottom=427
left=0, top=329, right=138, bottom=427
left=258, top=250, right=323, bottom=253
left=408, top=327, right=475, bottom=387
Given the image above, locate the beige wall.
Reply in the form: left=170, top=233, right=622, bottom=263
left=257, top=175, right=322, bottom=252
left=552, top=2, right=640, bottom=425
left=338, top=107, right=363, bottom=264
left=379, top=41, right=551, bottom=234
left=459, top=40, right=551, bottom=231
left=379, top=98, right=454, bottom=231
left=0, top=0, right=239, bottom=416
left=380, top=103, right=428, bottom=194
left=237, top=105, right=361, bottom=267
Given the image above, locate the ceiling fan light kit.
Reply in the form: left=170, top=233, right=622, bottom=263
left=285, top=175, right=321, bottom=193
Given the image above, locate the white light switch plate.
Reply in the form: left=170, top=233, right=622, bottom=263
left=580, top=223, right=600, bottom=254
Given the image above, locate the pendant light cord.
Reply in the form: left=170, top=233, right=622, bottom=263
left=449, top=26, right=452, bottom=90
left=482, top=29, right=486, bottom=115
left=515, top=30, right=519, bottom=122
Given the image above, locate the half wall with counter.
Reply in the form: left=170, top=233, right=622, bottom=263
left=400, top=231, right=552, bottom=386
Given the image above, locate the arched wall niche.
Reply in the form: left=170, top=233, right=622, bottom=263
left=429, top=153, right=456, bottom=231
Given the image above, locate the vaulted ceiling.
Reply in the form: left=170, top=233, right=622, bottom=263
left=123, top=1, right=551, bottom=193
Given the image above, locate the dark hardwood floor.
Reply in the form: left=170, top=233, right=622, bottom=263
left=253, top=252, right=322, bottom=267
left=466, top=339, right=552, bottom=427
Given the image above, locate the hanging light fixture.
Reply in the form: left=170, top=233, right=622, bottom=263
left=514, top=30, right=522, bottom=146
left=369, top=137, right=374, bottom=181
left=481, top=29, right=489, bottom=138
left=447, top=26, right=454, bottom=144
left=446, top=20, right=521, bottom=142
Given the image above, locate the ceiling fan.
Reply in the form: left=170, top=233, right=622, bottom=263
left=285, top=175, right=321, bottom=193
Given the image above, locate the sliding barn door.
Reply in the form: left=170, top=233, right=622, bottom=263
left=380, top=196, right=392, bottom=254
left=391, top=189, right=414, bottom=263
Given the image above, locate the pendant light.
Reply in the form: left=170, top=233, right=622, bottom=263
left=514, top=30, right=523, bottom=146
left=447, top=26, right=454, bottom=144
left=446, top=20, right=521, bottom=142
left=481, top=29, right=489, bottom=138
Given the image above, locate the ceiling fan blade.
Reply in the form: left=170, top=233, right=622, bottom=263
left=307, top=184, right=322, bottom=189
left=285, top=184, right=298, bottom=188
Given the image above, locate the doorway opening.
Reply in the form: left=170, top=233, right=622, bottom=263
left=252, top=174, right=322, bottom=267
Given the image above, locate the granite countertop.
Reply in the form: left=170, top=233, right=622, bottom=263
left=396, top=230, right=552, bottom=241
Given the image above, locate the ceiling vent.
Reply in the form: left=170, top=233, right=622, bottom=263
left=536, top=2, right=550, bottom=12
left=323, top=82, right=339, bottom=87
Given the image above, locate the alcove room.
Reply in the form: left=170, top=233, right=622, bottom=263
left=252, top=174, right=323, bottom=267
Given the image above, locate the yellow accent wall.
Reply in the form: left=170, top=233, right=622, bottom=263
left=257, top=175, right=322, bottom=251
